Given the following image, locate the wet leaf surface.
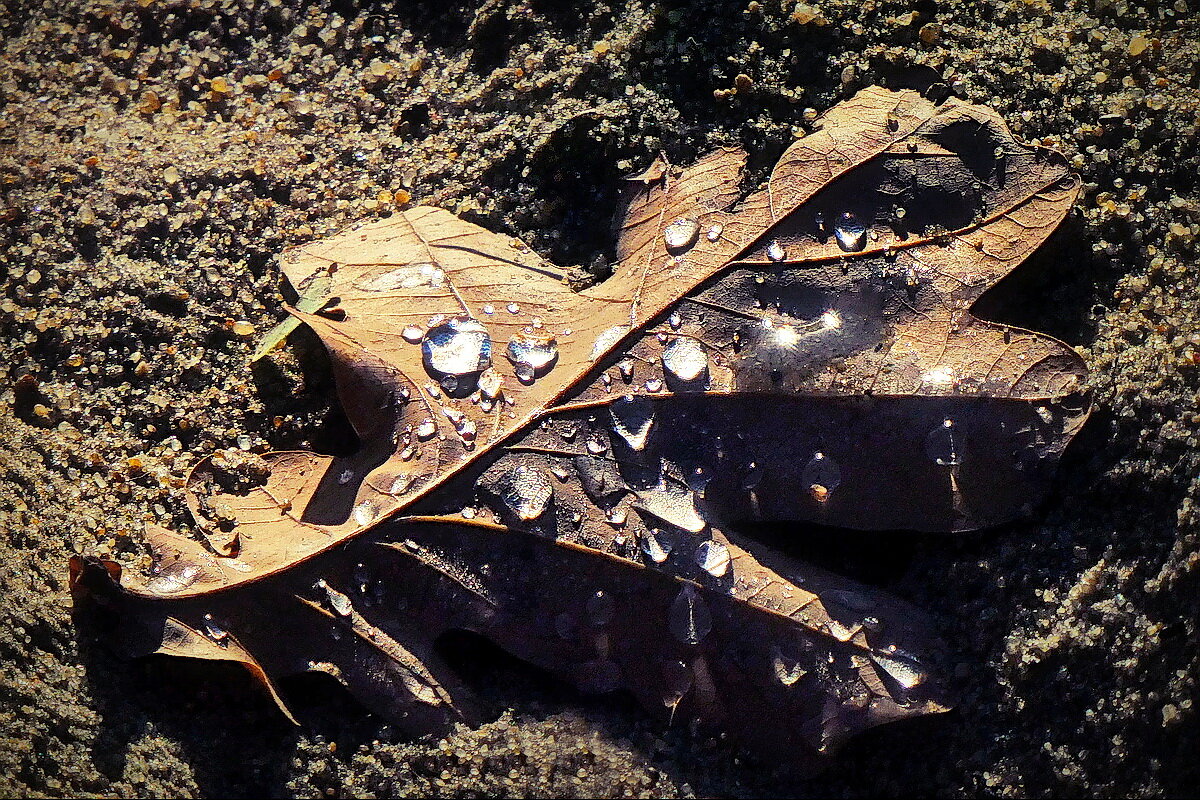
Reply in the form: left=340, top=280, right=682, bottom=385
left=72, top=87, right=1089, bottom=768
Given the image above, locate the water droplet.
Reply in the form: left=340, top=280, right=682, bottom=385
left=514, top=362, right=535, bottom=383
left=550, top=464, right=570, bottom=481
left=669, top=584, right=712, bottom=645
left=478, top=368, right=503, bottom=400
left=662, top=338, right=707, bottom=383
left=771, top=646, right=806, bottom=685
left=663, top=217, right=700, bottom=251
left=337, top=469, right=354, bottom=485
left=644, top=377, right=663, bottom=392
left=482, top=303, right=495, bottom=315
left=640, top=528, right=674, bottom=563
left=586, top=589, right=615, bottom=626
left=834, top=211, right=867, bottom=252
left=586, top=437, right=608, bottom=455
left=402, top=325, right=424, bottom=343
left=668, top=311, right=682, bottom=329
left=872, top=653, right=926, bottom=689
left=507, top=332, right=559, bottom=378
left=801, top=452, right=841, bottom=503
left=618, top=359, right=634, bottom=382
left=609, top=395, right=655, bottom=450
left=421, top=318, right=492, bottom=379
left=606, top=506, right=628, bottom=525
left=416, top=419, right=437, bottom=440
left=661, top=658, right=693, bottom=706
left=353, top=499, right=378, bottom=526
left=440, top=375, right=459, bottom=393
left=460, top=506, right=476, bottom=519
left=705, top=223, right=723, bottom=242
left=493, top=465, right=553, bottom=520
left=577, top=658, right=621, bottom=694
left=767, top=240, right=786, bottom=262
left=574, top=455, right=627, bottom=503
left=925, top=418, right=962, bottom=465
left=146, top=562, right=200, bottom=594
left=635, top=481, right=706, bottom=532
left=316, top=578, right=353, bottom=617
left=590, top=325, right=630, bottom=361
left=386, top=473, right=415, bottom=495
left=354, top=262, right=444, bottom=291
left=820, top=310, right=842, bottom=330
left=202, top=613, right=229, bottom=644
left=506, top=302, right=520, bottom=314
left=694, top=540, right=730, bottom=577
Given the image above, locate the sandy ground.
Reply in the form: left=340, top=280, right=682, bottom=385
left=2, top=0, right=1198, bottom=796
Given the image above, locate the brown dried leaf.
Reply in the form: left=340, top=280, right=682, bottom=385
left=75, top=87, right=1089, bottom=767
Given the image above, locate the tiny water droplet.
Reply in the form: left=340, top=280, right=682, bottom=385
left=669, top=584, right=712, bottom=645
left=586, top=437, right=608, bottom=455
left=440, top=375, right=458, bottom=393
left=668, top=311, right=682, bottom=329
left=694, top=540, right=730, bottom=577
left=618, top=359, right=634, bottom=382
left=399, top=445, right=416, bottom=461
left=705, top=223, right=723, bottom=242
left=416, top=419, right=437, bottom=440
left=506, top=302, right=520, bottom=314
left=663, top=217, right=700, bottom=251
left=387, top=473, right=415, bottom=495
left=662, top=338, right=707, bottom=382
left=644, top=377, right=663, bottom=392
left=514, top=362, right=535, bottom=383
left=482, top=303, right=495, bottom=315
left=402, top=325, right=424, bottom=343
left=834, top=211, right=867, bottom=252
left=767, top=240, right=786, bottom=262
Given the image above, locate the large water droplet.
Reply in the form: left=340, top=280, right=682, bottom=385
left=834, top=211, right=867, bottom=252
left=610, top=395, right=655, bottom=451
left=145, top=562, right=200, bottom=594
left=640, top=528, right=675, bottom=563
left=586, top=589, right=615, bottom=626
left=662, top=338, right=708, bottom=383
left=507, top=332, right=559, bottom=378
left=663, top=217, right=700, bottom=251
left=925, top=418, right=962, bottom=465
left=635, top=481, right=706, bottom=532
left=801, top=452, right=842, bottom=503
left=354, top=262, right=444, bottom=291
left=591, top=324, right=630, bottom=361
left=421, top=318, right=491, bottom=378
left=694, top=540, right=730, bottom=577
left=872, top=652, right=926, bottom=689
left=494, top=465, right=553, bottom=520
left=669, top=584, right=712, bottom=645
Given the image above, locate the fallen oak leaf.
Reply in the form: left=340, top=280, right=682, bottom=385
left=74, top=87, right=1089, bottom=767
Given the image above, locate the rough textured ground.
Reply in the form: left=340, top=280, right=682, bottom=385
left=2, top=0, right=1198, bottom=796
